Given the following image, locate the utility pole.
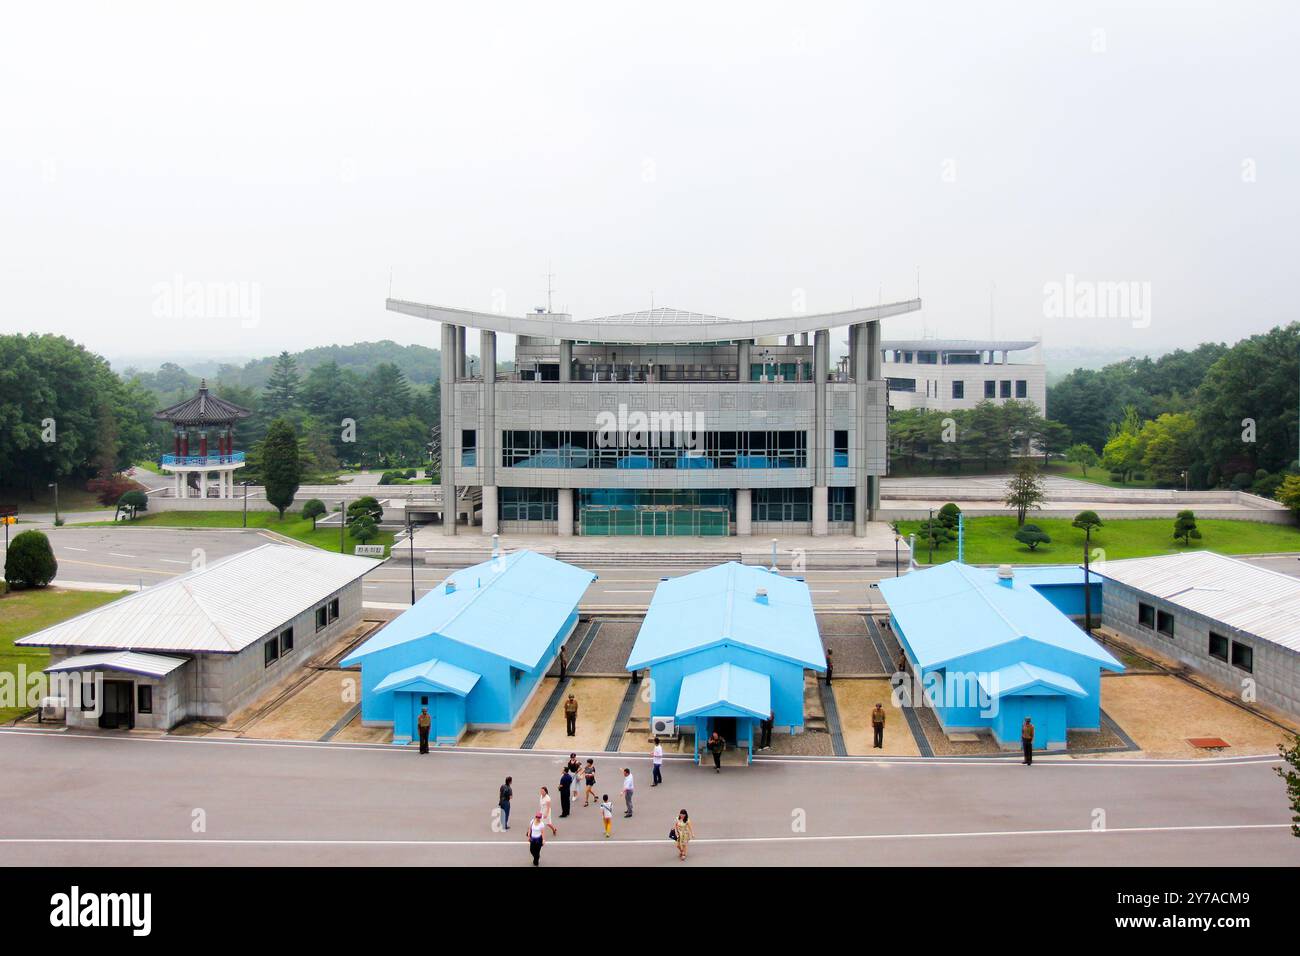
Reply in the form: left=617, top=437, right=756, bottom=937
left=340, top=499, right=346, bottom=554
left=927, top=508, right=934, bottom=565
left=242, top=480, right=249, bottom=528
left=408, top=513, right=416, bottom=605
left=48, top=481, right=60, bottom=525
left=1082, top=525, right=1093, bottom=634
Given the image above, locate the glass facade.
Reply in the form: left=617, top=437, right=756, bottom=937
left=500, top=487, right=558, bottom=521
left=579, top=488, right=732, bottom=536
left=502, top=430, right=806, bottom=470
left=752, top=488, right=811, bottom=522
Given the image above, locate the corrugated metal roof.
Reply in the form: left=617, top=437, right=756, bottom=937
left=340, top=550, right=596, bottom=671
left=16, top=544, right=378, bottom=653
left=45, top=651, right=188, bottom=678
left=676, top=663, right=771, bottom=721
left=977, top=662, right=1086, bottom=700
left=372, top=658, right=480, bottom=697
left=1090, top=551, right=1300, bottom=651
left=626, top=563, right=826, bottom=671
left=581, top=307, right=733, bottom=326
left=877, top=562, right=1122, bottom=671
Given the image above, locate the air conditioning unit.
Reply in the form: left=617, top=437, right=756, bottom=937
left=650, top=716, right=677, bottom=738
left=39, top=696, right=67, bottom=723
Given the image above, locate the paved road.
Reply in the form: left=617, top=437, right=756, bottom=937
left=0, top=730, right=1292, bottom=866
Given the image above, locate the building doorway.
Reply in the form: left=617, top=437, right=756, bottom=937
left=98, top=680, right=135, bottom=730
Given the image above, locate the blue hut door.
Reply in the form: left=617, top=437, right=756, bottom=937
left=413, top=694, right=434, bottom=741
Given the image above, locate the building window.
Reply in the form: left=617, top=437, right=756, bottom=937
left=1231, top=641, right=1253, bottom=673
left=280, top=627, right=294, bottom=655
left=829, top=487, right=855, bottom=523
left=999, top=380, right=1011, bottom=398
left=886, top=377, right=916, bottom=393
left=984, top=380, right=996, bottom=399
left=502, top=429, right=808, bottom=470
left=315, top=605, right=328, bottom=632
left=951, top=380, right=964, bottom=400
left=1156, top=610, right=1175, bottom=638
left=461, top=429, right=477, bottom=467
left=833, top=430, right=848, bottom=468
left=916, top=351, right=938, bottom=365
left=752, top=488, right=812, bottom=522
left=501, top=487, right=559, bottom=522
left=1208, top=632, right=1229, bottom=662
left=1138, top=602, right=1155, bottom=629
left=264, top=638, right=280, bottom=667
left=137, top=685, right=153, bottom=715
left=328, top=598, right=340, bottom=622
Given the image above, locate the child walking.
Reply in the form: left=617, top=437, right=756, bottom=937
left=599, top=794, right=613, bottom=838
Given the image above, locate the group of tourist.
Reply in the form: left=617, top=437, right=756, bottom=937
left=499, top=738, right=695, bottom=865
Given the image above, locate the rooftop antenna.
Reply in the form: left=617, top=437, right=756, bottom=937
left=545, top=265, right=555, bottom=314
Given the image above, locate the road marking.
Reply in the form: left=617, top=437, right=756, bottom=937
left=108, top=552, right=136, bottom=558
left=54, top=558, right=175, bottom=577
left=63, top=547, right=88, bottom=552
left=0, top=822, right=1287, bottom=849
left=159, top=558, right=190, bottom=565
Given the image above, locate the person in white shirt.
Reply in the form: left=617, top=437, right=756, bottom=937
left=539, top=786, right=558, bottom=836
left=599, top=795, right=613, bottom=837
left=651, top=737, right=664, bottom=786
left=527, top=812, right=546, bottom=865
left=621, top=767, right=635, bottom=817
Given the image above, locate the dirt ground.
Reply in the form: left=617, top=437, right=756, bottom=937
left=240, top=670, right=356, bottom=741
left=458, top=677, right=559, bottom=749
left=1100, top=674, right=1291, bottom=758
left=332, top=714, right=391, bottom=744
left=530, top=677, right=629, bottom=752
left=833, top=678, right=921, bottom=756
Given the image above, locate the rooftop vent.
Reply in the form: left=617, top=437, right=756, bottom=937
left=755, top=586, right=769, bottom=604
left=445, top=578, right=457, bottom=595
left=997, top=565, right=1014, bottom=587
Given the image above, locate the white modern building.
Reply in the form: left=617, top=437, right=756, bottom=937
left=18, top=544, right=377, bottom=730
left=387, top=296, right=922, bottom=537
left=880, top=339, right=1046, bottom=414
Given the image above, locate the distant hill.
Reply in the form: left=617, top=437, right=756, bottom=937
left=121, top=340, right=441, bottom=394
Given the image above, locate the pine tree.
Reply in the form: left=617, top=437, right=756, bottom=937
left=262, top=352, right=302, bottom=420
left=261, top=418, right=301, bottom=519
left=1004, top=459, right=1046, bottom=526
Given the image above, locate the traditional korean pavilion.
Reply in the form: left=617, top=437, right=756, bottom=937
left=153, top=380, right=251, bottom=498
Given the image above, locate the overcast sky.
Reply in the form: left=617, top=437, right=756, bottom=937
left=2, top=1, right=1295, bottom=366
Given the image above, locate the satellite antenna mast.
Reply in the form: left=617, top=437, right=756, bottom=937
left=545, top=265, right=555, bottom=314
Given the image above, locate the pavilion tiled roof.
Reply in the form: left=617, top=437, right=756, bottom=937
left=153, top=380, right=251, bottom=426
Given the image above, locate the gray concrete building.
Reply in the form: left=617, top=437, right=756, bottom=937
left=386, top=297, right=922, bottom=537
left=19, top=544, right=377, bottom=730
left=1093, top=551, right=1300, bottom=719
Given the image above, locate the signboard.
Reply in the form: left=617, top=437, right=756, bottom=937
left=0, top=507, right=16, bottom=518
left=0, top=516, right=15, bottom=525
left=354, top=544, right=386, bottom=557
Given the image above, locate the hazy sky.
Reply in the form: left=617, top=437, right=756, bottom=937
left=2, top=1, right=1295, bottom=366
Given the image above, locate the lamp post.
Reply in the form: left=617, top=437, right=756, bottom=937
left=48, top=481, right=60, bottom=525
left=927, top=508, right=934, bottom=565
left=1082, top=524, right=1093, bottom=634
left=241, top=480, right=251, bottom=528
left=408, top=512, right=416, bottom=605
left=340, top=499, right=346, bottom=554
left=1181, top=469, right=1188, bottom=492
left=894, top=531, right=900, bottom=577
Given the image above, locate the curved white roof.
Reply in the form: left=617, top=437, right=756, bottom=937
left=883, top=339, right=1037, bottom=352
left=387, top=297, right=921, bottom=344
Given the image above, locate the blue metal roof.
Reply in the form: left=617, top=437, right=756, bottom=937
left=341, top=550, right=596, bottom=671
left=372, top=658, right=481, bottom=697
left=977, top=662, right=1086, bottom=700
left=877, top=562, right=1122, bottom=671
left=1001, top=564, right=1089, bottom=587
left=625, top=562, right=825, bottom=671
left=675, top=663, right=771, bottom=721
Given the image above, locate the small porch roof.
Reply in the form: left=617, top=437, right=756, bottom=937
left=373, top=658, right=481, bottom=697
left=676, top=663, right=771, bottom=721
left=44, top=650, right=188, bottom=678
left=976, top=662, right=1086, bottom=700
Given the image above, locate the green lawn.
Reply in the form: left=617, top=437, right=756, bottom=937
left=896, top=515, right=1300, bottom=565
left=132, top=459, right=162, bottom=475
left=1049, top=461, right=1157, bottom=489
left=0, top=588, right=130, bottom=723
left=74, top=510, right=395, bottom=556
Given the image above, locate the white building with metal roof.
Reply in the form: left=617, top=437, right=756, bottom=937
left=389, top=295, right=922, bottom=538
left=881, top=338, right=1045, bottom=414
left=1091, top=551, right=1300, bottom=718
left=18, top=544, right=378, bottom=731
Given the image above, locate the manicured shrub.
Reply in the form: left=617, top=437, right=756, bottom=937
left=4, top=530, right=58, bottom=588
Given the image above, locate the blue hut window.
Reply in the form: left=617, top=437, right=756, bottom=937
left=1231, top=642, right=1253, bottom=673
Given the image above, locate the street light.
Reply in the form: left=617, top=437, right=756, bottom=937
left=340, top=498, right=347, bottom=554
left=894, top=531, right=901, bottom=577
left=408, top=512, right=416, bottom=605
left=48, top=481, right=60, bottom=525
left=241, top=480, right=252, bottom=528
left=1082, top=524, right=1094, bottom=634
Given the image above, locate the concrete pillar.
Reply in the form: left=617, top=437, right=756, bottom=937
left=440, top=322, right=457, bottom=535
left=481, top=329, right=496, bottom=492
left=455, top=326, right=467, bottom=379
left=737, top=339, right=751, bottom=381
left=785, top=334, right=795, bottom=346
left=867, top=320, right=881, bottom=380
left=559, top=339, right=572, bottom=382
left=557, top=488, right=574, bottom=536
left=800, top=332, right=808, bottom=346
left=814, top=329, right=828, bottom=487
left=174, top=472, right=182, bottom=498
left=735, top=488, right=752, bottom=536
left=812, top=485, right=828, bottom=536
left=200, top=472, right=208, bottom=499
left=481, top=485, right=498, bottom=535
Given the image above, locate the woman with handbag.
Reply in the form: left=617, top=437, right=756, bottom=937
left=672, top=809, right=694, bottom=861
